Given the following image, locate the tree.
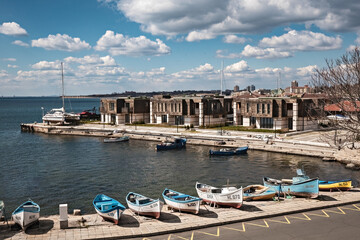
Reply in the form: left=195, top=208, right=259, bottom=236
left=312, top=47, right=360, bottom=149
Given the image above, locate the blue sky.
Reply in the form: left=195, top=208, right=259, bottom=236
left=1, top=0, right=360, bottom=96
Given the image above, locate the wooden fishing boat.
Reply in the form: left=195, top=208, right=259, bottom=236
left=0, top=200, right=4, bottom=220
left=93, top=194, right=126, bottom=224
left=126, top=192, right=163, bottom=219
left=12, top=200, right=40, bottom=230
left=319, top=179, right=353, bottom=191
left=103, top=136, right=129, bottom=143
left=156, top=138, right=186, bottom=151
left=162, top=188, right=201, bottom=214
left=209, top=146, right=248, bottom=156
left=243, top=185, right=276, bottom=201
left=263, top=169, right=319, bottom=198
left=195, top=182, right=243, bottom=208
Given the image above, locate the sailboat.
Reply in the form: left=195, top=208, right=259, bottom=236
left=42, top=62, right=80, bottom=124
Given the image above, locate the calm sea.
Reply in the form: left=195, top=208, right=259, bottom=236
left=1, top=97, right=359, bottom=216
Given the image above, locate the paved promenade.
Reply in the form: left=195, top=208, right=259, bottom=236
left=1, top=189, right=360, bottom=239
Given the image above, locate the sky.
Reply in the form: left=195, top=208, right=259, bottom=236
left=1, top=0, right=360, bottom=96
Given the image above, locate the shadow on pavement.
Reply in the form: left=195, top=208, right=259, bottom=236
left=317, top=195, right=338, bottom=201
left=241, top=204, right=263, bottom=212
left=120, top=213, right=140, bottom=227
left=198, top=208, right=218, bottom=218
left=0, top=223, right=17, bottom=239
left=26, top=219, right=54, bottom=235
left=157, top=212, right=181, bottom=223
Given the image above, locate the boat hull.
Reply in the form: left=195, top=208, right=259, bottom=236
left=263, top=177, right=319, bottom=198
left=12, top=201, right=40, bottom=231
left=94, top=207, right=122, bottom=224
left=126, top=194, right=162, bottom=219
left=243, top=185, right=276, bottom=201
left=162, top=189, right=201, bottom=214
left=319, top=180, right=352, bottom=191
left=209, top=147, right=248, bottom=156
left=195, top=182, right=243, bottom=208
left=93, top=194, right=125, bottom=225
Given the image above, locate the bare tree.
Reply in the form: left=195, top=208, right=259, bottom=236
left=312, top=47, right=360, bottom=149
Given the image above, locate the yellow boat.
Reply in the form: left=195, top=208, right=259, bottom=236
left=319, top=179, right=353, bottom=191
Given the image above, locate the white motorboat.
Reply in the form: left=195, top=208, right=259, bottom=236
left=12, top=200, right=40, bottom=230
left=195, top=182, right=243, bottom=208
left=162, top=188, right=201, bottom=214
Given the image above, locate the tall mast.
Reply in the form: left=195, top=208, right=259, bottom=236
left=220, top=61, right=224, bottom=95
left=61, top=62, right=65, bottom=111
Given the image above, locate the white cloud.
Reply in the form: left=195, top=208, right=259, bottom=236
left=95, top=30, right=171, bottom=56
left=65, top=55, right=116, bottom=66
left=186, top=31, right=217, bottom=42
left=12, top=40, right=29, bottom=47
left=2, top=58, right=16, bottom=62
left=259, top=30, right=342, bottom=51
left=0, top=22, right=27, bottom=36
left=31, top=61, right=61, bottom=70
left=223, top=34, right=247, bottom=44
left=7, top=64, right=18, bottom=68
left=216, top=50, right=242, bottom=59
left=31, top=34, right=91, bottom=52
left=297, top=65, right=317, bottom=76
left=241, top=45, right=292, bottom=59
left=225, top=60, right=249, bottom=73
left=0, top=70, right=9, bottom=78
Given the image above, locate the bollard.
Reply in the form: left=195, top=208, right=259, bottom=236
left=59, top=204, right=68, bottom=229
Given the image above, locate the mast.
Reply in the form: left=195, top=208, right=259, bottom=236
left=61, top=62, right=65, bottom=112
left=220, top=61, right=224, bottom=95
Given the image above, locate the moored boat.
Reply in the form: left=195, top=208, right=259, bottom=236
left=156, top=138, right=186, bottom=151
left=126, top=192, right=163, bottom=219
left=195, top=182, right=243, bottom=208
left=103, top=136, right=129, bottom=143
left=162, top=188, right=201, bottom=214
left=263, top=169, right=319, bottom=198
left=12, top=200, right=40, bottom=231
left=319, top=179, right=353, bottom=191
left=209, top=146, right=248, bottom=156
left=243, top=185, right=276, bottom=201
left=93, top=194, right=126, bottom=224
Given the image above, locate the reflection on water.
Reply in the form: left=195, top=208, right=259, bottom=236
left=1, top=97, right=360, bottom=216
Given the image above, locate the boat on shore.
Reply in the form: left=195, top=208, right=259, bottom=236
left=12, top=200, right=40, bottom=230
left=93, top=194, right=126, bottom=224
left=263, top=169, right=319, bottom=198
left=243, top=185, right=276, bottom=201
left=126, top=192, right=163, bottom=219
left=162, top=188, right=201, bottom=214
left=319, top=179, right=353, bottom=191
left=0, top=200, right=4, bottom=220
left=103, top=136, right=129, bottom=143
left=195, top=182, right=243, bottom=208
left=209, top=146, right=248, bottom=156
left=156, top=138, right=186, bottom=151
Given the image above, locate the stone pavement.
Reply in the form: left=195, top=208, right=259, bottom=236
left=1, top=189, right=360, bottom=239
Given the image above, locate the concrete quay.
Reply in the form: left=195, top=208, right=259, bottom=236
left=1, top=189, right=360, bottom=239
left=20, top=123, right=337, bottom=159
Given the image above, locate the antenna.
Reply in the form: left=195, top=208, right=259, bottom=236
left=220, top=61, right=223, bottom=95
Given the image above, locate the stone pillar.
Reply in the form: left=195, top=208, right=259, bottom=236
left=243, top=117, right=250, bottom=127
left=233, top=102, right=237, bottom=125
left=150, top=102, right=153, bottom=124
left=115, top=115, right=119, bottom=125
left=59, top=204, right=68, bottom=229
left=199, top=102, right=204, bottom=126
left=293, top=102, right=298, bottom=131
left=101, top=114, right=105, bottom=123
left=255, top=117, right=260, bottom=129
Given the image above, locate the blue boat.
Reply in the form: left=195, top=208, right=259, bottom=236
left=93, top=194, right=126, bottom=224
left=156, top=138, right=186, bottom=151
left=209, top=146, right=248, bottom=156
left=162, top=188, right=201, bottom=214
left=263, top=169, right=319, bottom=198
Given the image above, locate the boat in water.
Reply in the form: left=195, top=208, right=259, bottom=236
left=156, top=138, right=186, bottom=151
left=126, top=192, right=163, bottom=219
left=319, top=179, right=353, bottom=191
left=263, top=169, right=319, bottom=198
left=42, top=62, right=80, bottom=125
left=195, top=182, right=243, bottom=208
left=162, top=188, right=201, bottom=214
left=243, top=185, right=276, bottom=201
left=12, top=200, right=40, bottom=231
left=93, top=194, right=126, bottom=224
left=103, top=136, right=129, bottom=143
left=209, top=146, right=248, bottom=156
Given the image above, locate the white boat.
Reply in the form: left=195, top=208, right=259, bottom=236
left=93, top=194, right=126, bottom=224
left=162, top=188, right=201, bottom=214
left=195, top=182, right=243, bottom=208
left=12, top=200, right=40, bottom=230
left=0, top=200, right=4, bottom=220
left=42, top=62, right=80, bottom=124
left=126, top=192, right=163, bottom=219
left=103, top=136, right=129, bottom=143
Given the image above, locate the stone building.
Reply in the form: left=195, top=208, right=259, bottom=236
left=100, top=97, right=150, bottom=124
